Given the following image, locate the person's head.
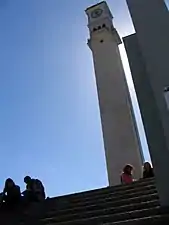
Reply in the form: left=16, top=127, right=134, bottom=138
left=123, top=164, right=133, bottom=175
left=24, top=176, right=31, bottom=184
left=143, top=162, right=152, bottom=171
left=5, top=178, right=15, bottom=189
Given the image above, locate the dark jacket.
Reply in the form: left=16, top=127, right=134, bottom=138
left=3, top=185, right=21, bottom=200
left=143, top=169, right=154, bottom=179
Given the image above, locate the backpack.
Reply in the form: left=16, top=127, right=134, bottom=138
left=29, top=179, right=45, bottom=200
left=33, top=179, right=44, bottom=191
left=32, top=179, right=44, bottom=194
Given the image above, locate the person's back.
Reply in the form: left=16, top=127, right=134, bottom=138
left=4, top=185, right=20, bottom=199
left=32, top=179, right=45, bottom=200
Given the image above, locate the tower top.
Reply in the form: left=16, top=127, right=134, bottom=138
left=85, top=1, right=106, bottom=11
left=85, top=1, right=113, bottom=24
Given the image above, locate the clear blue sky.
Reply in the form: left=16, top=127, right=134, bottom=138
left=0, top=0, right=168, bottom=197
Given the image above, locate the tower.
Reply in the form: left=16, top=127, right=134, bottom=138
left=85, top=1, right=143, bottom=185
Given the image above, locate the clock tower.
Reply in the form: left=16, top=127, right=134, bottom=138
left=85, top=1, right=143, bottom=185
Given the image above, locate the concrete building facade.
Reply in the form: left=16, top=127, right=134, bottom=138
left=85, top=1, right=143, bottom=186
left=123, top=34, right=164, bottom=168
left=125, top=0, right=169, bottom=206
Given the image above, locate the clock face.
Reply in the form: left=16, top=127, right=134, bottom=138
left=91, top=8, right=103, bottom=18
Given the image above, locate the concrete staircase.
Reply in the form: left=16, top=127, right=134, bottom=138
left=1, top=178, right=169, bottom=224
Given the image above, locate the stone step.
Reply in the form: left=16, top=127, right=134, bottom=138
left=18, top=194, right=159, bottom=224
left=17, top=185, right=157, bottom=218
left=5, top=188, right=158, bottom=223
left=40, top=200, right=159, bottom=223
left=105, top=215, right=169, bottom=225
left=42, top=187, right=157, bottom=215
left=40, top=206, right=162, bottom=225
left=49, top=184, right=156, bottom=207
left=49, top=178, right=155, bottom=202
left=0, top=178, right=160, bottom=225
left=20, top=213, right=169, bottom=225
left=45, top=189, right=158, bottom=212
left=44, top=199, right=159, bottom=219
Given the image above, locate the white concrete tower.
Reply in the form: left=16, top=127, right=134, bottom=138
left=85, top=1, right=143, bottom=185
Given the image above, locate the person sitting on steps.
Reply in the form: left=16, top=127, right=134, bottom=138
left=1, top=178, right=21, bottom=209
left=121, top=164, right=134, bottom=184
left=22, top=176, right=45, bottom=203
left=143, top=162, right=154, bottom=179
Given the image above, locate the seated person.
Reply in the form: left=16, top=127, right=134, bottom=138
left=143, top=162, right=154, bottom=179
left=22, top=176, right=45, bottom=203
left=121, top=164, right=134, bottom=184
left=1, top=178, right=21, bottom=208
